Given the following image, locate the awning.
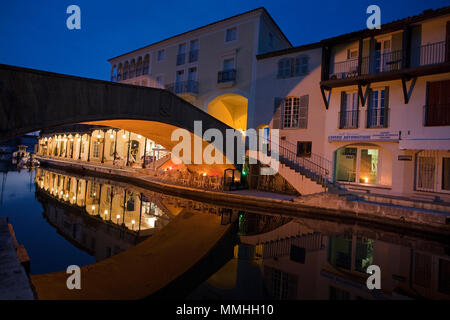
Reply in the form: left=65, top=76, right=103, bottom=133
left=399, top=138, right=450, bottom=150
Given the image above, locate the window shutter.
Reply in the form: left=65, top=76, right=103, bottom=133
left=340, top=91, right=347, bottom=112
left=384, top=86, right=390, bottom=108
left=299, top=95, right=309, bottom=128
left=301, top=56, right=309, bottom=74
left=272, top=97, right=283, bottom=129
left=277, top=60, right=283, bottom=78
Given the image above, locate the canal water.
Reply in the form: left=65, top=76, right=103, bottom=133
left=0, top=161, right=449, bottom=300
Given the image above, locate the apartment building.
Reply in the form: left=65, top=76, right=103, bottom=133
left=108, top=7, right=291, bottom=131
left=258, top=7, right=450, bottom=200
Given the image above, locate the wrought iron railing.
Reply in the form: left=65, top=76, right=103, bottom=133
left=366, top=107, right=389, bottom=128
left=218, top=69, right=236, bottom=83
left=424, top=104, right=450, bottom=126
left=418, top=41, right=446, bottom=66
left=339, top=110, right=359, bottom=129
left=329, top=41, right=448, bottom=80
left=166, top=80, right=199, bottom=95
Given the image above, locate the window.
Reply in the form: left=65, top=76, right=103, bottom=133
left=225, top=27, right=237, bottom=42
left=223, top=58, right=235, bottom=71
left=294, top=55, right=308, bottom=76
left=340, top=91, right=359, bottom=129
left=347, top=48, right=358, bottom=60
left=296, top=141, right=311, bottom=157
left=278, top=56, right=309, bottom=78
left=177, top=43, right=186, bottom=65
left=277, top=58, right=291, bottom=78
left=143, top=54, right=150, bottom=74
left=157, top=49, right=165, bottom=61
left=189, top=39, right=199, bottom=62
left=268, top=33, right=274, bottom=48
left=367, top=87, right=388, bottom=128
left=282, top=95, right=308, bottom=128
left=417, top=156, right=435, bottom=191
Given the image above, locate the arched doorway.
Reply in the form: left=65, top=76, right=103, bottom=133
left=207, top=93, right=248, bottom=131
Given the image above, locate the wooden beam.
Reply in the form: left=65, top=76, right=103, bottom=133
left=401, top=75, right=416, bottom=104
left=320, top=85, right=331, bottom=109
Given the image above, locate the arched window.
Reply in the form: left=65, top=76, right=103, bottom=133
left=143, top=54, right=150, bottom=75
left=117, top=64, right=122, bottom=81
left=295, top=55, right=309, bottom=76
left=123, top=61, right=129, bottom=80
left=136, top=57, right=143, bottom=77
left=129, top=59, right=136, bottom=78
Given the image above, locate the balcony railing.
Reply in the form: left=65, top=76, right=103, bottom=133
left=166, top=80, right=198, bottom=95
left=418, top=41, right=446, bottom=66
left=424, top=104, right=450, bottom=126
left=329, top=41, right=448, bottom=80
left=339, top=110, right=359, bottom=129
left=176, top=53, right=186, bottom=66
left=189, top=50, right=198, bottom=63
left=366, top=107, right=389, bottom=128
left=218, top=69, right=236, bottom=83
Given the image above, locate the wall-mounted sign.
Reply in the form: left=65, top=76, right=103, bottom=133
left=328, top=131, right=399, bottom=142
left=398, top=155, right=412, bottom=161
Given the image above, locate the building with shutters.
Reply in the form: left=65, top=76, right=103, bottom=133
left=256, top=7, right=450, bottom=200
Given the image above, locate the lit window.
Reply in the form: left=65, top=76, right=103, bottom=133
left=282, top=96, right=308, bottom=128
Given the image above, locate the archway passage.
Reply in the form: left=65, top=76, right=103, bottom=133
left=207, top=94, right=248, bottom=131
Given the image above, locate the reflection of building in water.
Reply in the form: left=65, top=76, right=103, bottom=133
left=197, top=214, right=450, bottom=300
left=34, top=168, right=175, bottom=261
left=36, top=124, right=169, bottom=169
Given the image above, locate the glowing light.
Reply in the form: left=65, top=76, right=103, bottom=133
left=364, top=177, right=369, bottom=183
left=91, top=205, right=95, bottom=210
left=72, top=196, right=76, bottom=200
left=122, top=134, right=127, bottom=139
left=116, top=214, right=120, bottom=220
left=97, top=134, right=101, bottom=139
left=242, top=170, right=247, bottom=176
left=137, top=135, right=142, bottom=139
left=104, top=210, right=108, bottom=215
left=202, top=172, right=207, bottom=177
left=70, top=138, right=74, bottom=142
left=110, top=134, right=114, bottom=139
left=131, top=220, right=135, bottom=224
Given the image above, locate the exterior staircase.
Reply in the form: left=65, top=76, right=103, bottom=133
left=261, top=137, right=347, bottom=195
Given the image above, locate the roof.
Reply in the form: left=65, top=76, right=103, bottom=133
left=257, top=41, right=322, bottom=60
left=257, top=5, right=450, bottom=60
left=108, top=7, right=292, bottom=62
left=322, top=5, right=450, bottom=44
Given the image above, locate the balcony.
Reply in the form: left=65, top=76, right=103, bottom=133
left=424, top=104, right=450, bottom=126
left=339, top=110, right=359, bottom=129
left=176, top=53, right=186, bottom=66
left=366, top=108, right=389, bottom=128
left=189, top=50, right=198, bottom=63
left=166, top=80, right=198, bottom=95
left=326, top=41, right=449, bottom=85
left=217, top=69, right=236, bottom=84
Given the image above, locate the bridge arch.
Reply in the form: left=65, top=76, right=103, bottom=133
left=0, top=64, right=237, bottom=174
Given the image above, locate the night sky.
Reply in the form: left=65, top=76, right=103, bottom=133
left=0, top=0, right=448, bottom=80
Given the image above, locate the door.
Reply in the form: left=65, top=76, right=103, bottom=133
left=187, top=67, right=197, bottom=92
left=175, top=70, right=184, bottom=93
left=375, top=38, right=391, bottom=72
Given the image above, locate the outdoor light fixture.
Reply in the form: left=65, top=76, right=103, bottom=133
left=202, top=172, right=207, bottom=177
left=104, top=209, right=108, bottom=215
left=137, top=135, right=142, bottom=139
left=97, top=134, right=101, bottom=139
left=110, top=134, right=114, bottom=139
left=72, top=196, right=76, bottom=200
left=122, top=134, right=127, bottom=139
left=364, top=177, right=369, bottom=183
left=92, top=205, right=95, bottom=210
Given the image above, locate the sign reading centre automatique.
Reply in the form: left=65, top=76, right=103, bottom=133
left=328, top=131, right=399, bottom=142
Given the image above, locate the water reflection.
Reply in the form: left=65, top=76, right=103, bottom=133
left=190, top=213, right=450, bottom=300
left=34, top=167, right=175, bottom=261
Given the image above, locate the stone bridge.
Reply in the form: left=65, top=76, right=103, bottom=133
left=0, top=64, right=238, bottom=172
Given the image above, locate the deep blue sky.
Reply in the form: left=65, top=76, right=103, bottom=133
left=0, top=0, right=448, bottom=80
